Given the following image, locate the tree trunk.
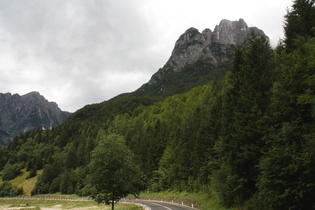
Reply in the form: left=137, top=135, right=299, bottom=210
left=111, top=201, right=114, bottom=210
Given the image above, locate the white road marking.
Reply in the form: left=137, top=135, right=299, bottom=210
left=148, top=202, right=172, bottom=210
left=139, top=202, right=152, bottom=210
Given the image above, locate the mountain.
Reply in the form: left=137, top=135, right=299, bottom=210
left=70, top=18, right=268, bottom=126
left=2, top=5, right=315, bottom=208
left=0, top=91, right=70, bottom=146
left=135, top=18, right=268, bottom=96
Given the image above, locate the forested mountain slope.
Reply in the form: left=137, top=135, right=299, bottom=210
left=1, top=1, right=315, bottom=209
left=66, top=18, right=266, bottom=126
left=64, top=18, right=265, bottom=128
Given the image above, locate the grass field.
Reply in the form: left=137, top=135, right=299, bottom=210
left=0, top=199, right=142, bottom=209
left=0, top=169, right=43, bottom=196
left=13, top=169, right=43, bottom=196
left=0, top=170, right=142, bottom=209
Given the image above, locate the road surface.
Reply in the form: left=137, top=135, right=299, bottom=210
left=125, top=200, right=196, bottom=210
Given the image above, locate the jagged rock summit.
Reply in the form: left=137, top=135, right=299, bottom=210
left=167, top=18, right=267, bottom=72
left=135, top=19, right=268, bottom=96
left=0, top=91, right=70, bottom=146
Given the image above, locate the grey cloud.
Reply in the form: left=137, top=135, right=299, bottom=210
left=0, top=0, right=159, bottom=111
left=0, top=0, right=292, bottom=112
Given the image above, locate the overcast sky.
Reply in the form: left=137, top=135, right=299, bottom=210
left=0, top=0, right=293, bottom=112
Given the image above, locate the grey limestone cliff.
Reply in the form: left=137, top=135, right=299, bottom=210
left=146, top=18, right=268, bottom=87
left=0, top=91, right=70, bottom=146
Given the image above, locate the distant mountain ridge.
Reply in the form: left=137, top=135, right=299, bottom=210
left=135, top=18, right=268, bottom=96
left=0, top=91, right=70, bottom=146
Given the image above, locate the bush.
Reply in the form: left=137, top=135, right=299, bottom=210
left=2, top=163, right=22, bottom=181
left=0, top=182, right=23, bottom=197
left=26, top=167, right=37, bottom=179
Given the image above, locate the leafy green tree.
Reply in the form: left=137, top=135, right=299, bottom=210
left=26, top=152, right=43, bottom=171
left=26, top=167, right=37, bottom=179
left=0, top=182, right=23, bottom=197
left=0, top=148, right=9, bottom=171
left=89, top=131, right=141, bottom=210
left=2, top=163, right=22, bottom=181
left=32, top=152, right=65, bottom=195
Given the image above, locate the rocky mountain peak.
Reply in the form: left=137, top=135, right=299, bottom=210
left=177, top=27, right=202, bottom=43
left=212, top=18, right=249, bottom=45
left=168, top=27, right=210, bottom=72
left=135, top=18, right=268, bottom=96
left=0, top=92, right=70, bottom=146
left=163, top=18, right=268, bottom=73
left=21, top=91, right=59, bottom=109
left=23, top=91, right=42, bottom=99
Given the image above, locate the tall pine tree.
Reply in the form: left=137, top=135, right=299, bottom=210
left=256, top=37, right=315, bottom=210
left=284, top=0, right=315, bottom=51
left=213, top=33, right=274, bottom=207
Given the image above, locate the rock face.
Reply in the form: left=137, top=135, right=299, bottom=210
left=0, top=91, right=70, bottom=146
left=212, top=19, right=249, bottom=45
left=136, top=18, right=268, bottom=94
left=166, top=18, right=267, bottom=72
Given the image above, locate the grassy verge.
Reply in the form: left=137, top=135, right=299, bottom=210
left=0, top=198, right=142, bottom=209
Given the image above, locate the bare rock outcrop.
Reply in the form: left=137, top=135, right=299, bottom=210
left=165, top=18, right=268, bottom=73
left=0, top=91, right=70, bottom=146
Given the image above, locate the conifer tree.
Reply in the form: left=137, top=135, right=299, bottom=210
left=284, top=0, right=315, bottom=51
left=213, top=33, right=274, bottom=207
left=256, top=36, right=315, bottom=210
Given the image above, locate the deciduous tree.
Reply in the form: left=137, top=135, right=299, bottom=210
left=89, top=131, right=141, bottom=210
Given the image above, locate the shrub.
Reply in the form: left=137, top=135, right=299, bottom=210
left=0, top=182, right=23, bottom=197
left=2, top=163, right=22, bottom=181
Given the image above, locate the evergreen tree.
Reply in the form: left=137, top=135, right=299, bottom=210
left=284, top=0, right=315, bottom=51
left=213, top=33, right=274, bottom=207
left=256, top=37, right=315, bottom=210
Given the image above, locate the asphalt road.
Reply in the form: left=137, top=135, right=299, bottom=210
left=126, top=200, right=196, bottom=210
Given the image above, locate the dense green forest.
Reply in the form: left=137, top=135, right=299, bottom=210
left=1, top=0, right=315, bottom=209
